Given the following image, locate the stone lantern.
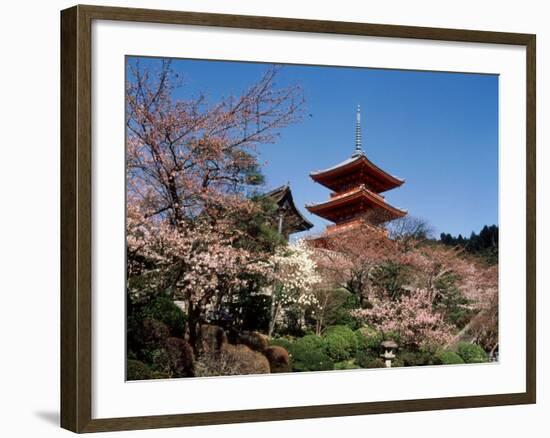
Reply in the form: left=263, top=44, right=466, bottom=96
left=380, top=340, right=398, bottom=368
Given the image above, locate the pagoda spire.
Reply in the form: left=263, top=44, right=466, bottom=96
left=353, top=104, right=363, bottom=157
left=307, top=104, right=407, bottom=235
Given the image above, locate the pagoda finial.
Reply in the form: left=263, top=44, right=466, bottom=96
left=353, top=104, right=363, bottom=157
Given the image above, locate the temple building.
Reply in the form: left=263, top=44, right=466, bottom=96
left=265, top=184, right=313, bottom=239
left=306, top=105, right=406, bottom=235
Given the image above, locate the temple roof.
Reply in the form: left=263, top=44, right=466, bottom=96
left=306, top=185, right=407, bottom=224
left=310, top=152, right=404, bottom=193
left=265, top=184, right=314, bottom=233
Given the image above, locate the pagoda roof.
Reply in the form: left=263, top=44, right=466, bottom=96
left=310, top=152, right=404, bottom=193
left=265, top=184, right=314, bottom=233
left=305, top=185, right=407, bottom=223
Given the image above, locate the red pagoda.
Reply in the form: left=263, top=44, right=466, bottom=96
left=306, top=106, right=406, bottom=235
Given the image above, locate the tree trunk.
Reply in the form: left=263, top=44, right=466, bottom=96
left=187, top=302, right=203, bottom=356
left=268, top=299, right=281, bottom=338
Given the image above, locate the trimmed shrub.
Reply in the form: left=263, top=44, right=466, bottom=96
left=235, top=331, right=268, bottom=352
left=400, top=350, right=434, bottom=367
left=269, top=337, right=293, bottom=351
left=163, top=337, right=195, bottom=377
left=127, top=293, right=187, bottom=368
left=325, top=326, right=358, bottom=345
left=324, top=334, right=351, bottom=362
left=142, top=294, right=186, bottom=337
left=289, top=335, right=333, bottom=372
left=323, top=326, right=357, bottom=362
left=136, top=318, right=170, bottom=365
left=334, top=360, right=360, bottom=370
left=355, top=327, right=383, bottom=354
left=290, top=349, right=334, bottom=372
left=146, top=337, right=195, bottom=378
left=361, top=357, right=386, bottom=369
left=356, top=350, right=379, bottom=368
left=201, top=324, right=228, bottom=353
left=391, top=358, right=405, bottom=368
left=195, top=344, right=270, bottom=377
left=141, top=318, right=170, bottom=345
left=224, top=344, right=271, bottom=375
left=434, top=350, right=465, bottom=365
left=457, top=342, right=488, bottom=364
left=263, top=346, right=291, bottom=373
left=293, top=335, right=325, bottom=351
left=127, top=359, right=152, bottom=380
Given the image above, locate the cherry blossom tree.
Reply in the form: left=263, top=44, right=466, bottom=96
left=309, top=222, right=498, bottom=351
left=405, top=244, right=498, bottom=332
left=352, top=289, right=454, bottom=350
left=125, top=60, right=304, bottom=352
left=310, top=223, right=405, bottom=306
left=387, top=216, right=433, bottom=252
left=265, top=240, right=321, bottom=337
left=126, top=60, right=303, bottom=226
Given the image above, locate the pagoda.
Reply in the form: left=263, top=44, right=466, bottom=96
left=306, top=106, right=406, bottom=235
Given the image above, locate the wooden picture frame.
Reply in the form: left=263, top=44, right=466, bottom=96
left=60, top=4, right=536, bottom=433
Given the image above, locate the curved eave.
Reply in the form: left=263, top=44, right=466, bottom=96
left=306, top=188, right=407, bottom=221
left=310, top=154, right=404, bottom=192
left=265, top=184, right=314, bottom=231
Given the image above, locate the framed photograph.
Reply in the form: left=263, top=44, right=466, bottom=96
left=60, top=5, right=536, bottom=433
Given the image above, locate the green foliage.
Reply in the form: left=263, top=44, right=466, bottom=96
left=291, top=349, right=334, bottom=372
left=334, top=360, right=360, bottom=370
left=370, top=262, right=410, bottom=300
left=127, top=359, right=152, bottom=380
left=433, top=273, right=473, bottom=329
left=237, top=195, right=286, bottom=253
left=289, top=335, right=333, bottom=372
left=244, top=166, right=265, bottom=186
left=127, top=292, right=195, bottom=378
left=323, top=289, right=362, bottom=329
left=325, top=325, right=357, bottom=340
left=227, top=293, right=271, bottom=332
left=131, top=318, right=171, bottom=364
left=434, top=350, right=465, bottom=365
left=293, top=334, right=325, bottom=351
left=279, top=306, right=306, bottom=337
left=359, top=357, right=386, bottom=369
left=354, top=326, right=386, bottom=368
left=355, top=327, right=384, bottom=354
left=391, top=358, right=405, bottom=367
left=383, top=331, right=402, bottom=345
left=127, top=293, right=186, bottom=360
left=323, top=326, right=358, bottom=362
left=141, top=294, right=187, bottom=337
left=356, top=350, right=379, bottom=368
left=269, top=337, right=293, bottom=351
left=324, top=334, right=351, bottom=362
left=440, top=225, right=498, bottom=265
left=399, top=349, right=435, bottom=367
left=457, top=342, right=488, bottom=363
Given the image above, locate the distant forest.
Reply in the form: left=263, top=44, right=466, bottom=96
left=439, top=225, right=498, bottom=265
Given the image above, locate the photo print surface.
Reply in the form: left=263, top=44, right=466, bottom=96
left=125, top=56, right=498, bottom=380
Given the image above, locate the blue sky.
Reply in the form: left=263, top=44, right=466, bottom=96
left=127, top=57, right=499, bottom=238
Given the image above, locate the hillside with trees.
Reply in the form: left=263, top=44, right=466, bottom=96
left=440, top=225, right=498, bottom=265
